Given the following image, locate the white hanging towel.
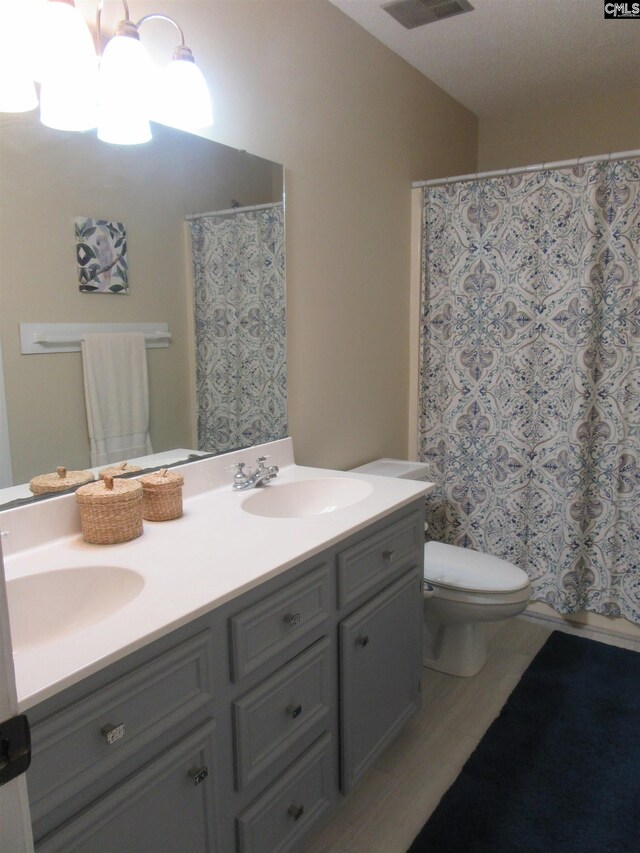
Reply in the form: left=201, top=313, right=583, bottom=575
left=81, top=333, right=153, bottom=467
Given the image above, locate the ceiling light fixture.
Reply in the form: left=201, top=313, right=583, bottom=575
left=38, top=0, right=99, bottom=132
left=138, top=13, right=213, bottom=132
left=0, top=0, right=213, bottom=144
left=96, top=1, right=152, bottom=144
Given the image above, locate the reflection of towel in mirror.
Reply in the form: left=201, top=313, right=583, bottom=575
left=81, top=333, right=153, bottom=467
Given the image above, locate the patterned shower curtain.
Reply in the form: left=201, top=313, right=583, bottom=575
left=189, top=204, right=287, bottom=454
left=419, top=158, right=640, bottom=623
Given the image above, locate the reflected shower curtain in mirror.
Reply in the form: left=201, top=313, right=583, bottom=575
left=419, top=158, right=639, bottom=623
left=189, top=203, right=286, bottom=453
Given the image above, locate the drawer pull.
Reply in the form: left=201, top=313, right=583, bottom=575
left=286, top=703, right=303, bottom=719
left=283, top=612, right=302, bottom=628
left=383, top=549, right=396, bottom=565
left=288, top=803, right=305, bottom=821
left=188, top=765, right=209, bottom=786
left=101, top=722, right=125, bottom=745
left=356, top=635, right=370, bottom=648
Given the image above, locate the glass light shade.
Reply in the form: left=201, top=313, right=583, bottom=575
left=97, top=34, right=152, bottom=145
left=0, top=72, right=38, bottom=113
left=31, top=1, right=96, bottom=85
left=0, top=2, right=38, bottom=112
left=152, top=58, right=213, bottom=131
left=39, top=66, right=98, bottom=131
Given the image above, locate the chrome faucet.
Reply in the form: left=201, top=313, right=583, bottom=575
left=232, top=456, right=279, bottom=491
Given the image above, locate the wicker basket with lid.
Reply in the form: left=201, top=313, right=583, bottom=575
left=139, top=468, right=184, bottom=521
left=76, top=476, right=143, bottom=544
left=30, top=466, right=94, bottom=496
left=99, top=462, right=143, bottom=480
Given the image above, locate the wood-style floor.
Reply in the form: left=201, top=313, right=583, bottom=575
left=301, top=615, right=638, bottom=853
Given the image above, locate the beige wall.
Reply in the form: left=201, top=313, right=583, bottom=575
left=131, top=0, right=478, bottom=470
left=478, top=86, right=640, bottom=171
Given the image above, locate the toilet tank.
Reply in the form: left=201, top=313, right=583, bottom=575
left=350, top=458, right=432, bottom=481
left=351, top=459, right=432, bottom=536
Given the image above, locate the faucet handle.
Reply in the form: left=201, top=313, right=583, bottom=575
left=228, top=461, right=249, bottom=484
left=256, top=455, right=279, bottom=479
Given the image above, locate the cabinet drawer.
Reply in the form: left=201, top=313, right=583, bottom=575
left=236, top=733, right=334, bottom=853
left=233, top=637, right=331, bottom=791
left=29, top=629, right=214, bottom=824
left=337, top=510, right=423, bottom=607
left=35, top=720, right=218, bottom=853
left=229, top=564, right=331, bottom=681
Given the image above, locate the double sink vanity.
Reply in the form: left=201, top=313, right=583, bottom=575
left=1, top=438, right=431, bottom=852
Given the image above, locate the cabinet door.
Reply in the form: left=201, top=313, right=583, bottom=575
left=35, top=721, right=218, bottom=853
left=339, top=569, right=422, bottom=792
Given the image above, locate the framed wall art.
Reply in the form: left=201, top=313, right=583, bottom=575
left=75, top=217, right=128, bottom=293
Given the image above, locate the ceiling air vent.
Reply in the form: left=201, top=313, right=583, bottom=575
left=382, top=0, right=474, bottom=29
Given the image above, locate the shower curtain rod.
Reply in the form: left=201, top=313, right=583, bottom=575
left=412, top=148, right=640, bottom=189
left=185, top=201, right=283, bottom=220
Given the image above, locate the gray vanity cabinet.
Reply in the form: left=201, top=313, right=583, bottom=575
left=336, top=508, right=424, bottom=793
left=339, top=569, right=422, bottom=792
left=27, top=623, right=219, bottom=852
left=236, top=733, right=334, bottom=853
left=24, top=499, right=425, bottom=853
left=36, top=721, right=218, bottom=853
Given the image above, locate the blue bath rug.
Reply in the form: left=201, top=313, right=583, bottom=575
left=407, top=630, right=640, bottom=853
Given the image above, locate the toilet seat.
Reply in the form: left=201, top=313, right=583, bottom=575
left=424, top=541, right=530, bottom=594
left=423, top=578, right=532, bottom=608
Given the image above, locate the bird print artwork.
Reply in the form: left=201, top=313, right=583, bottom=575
left=75, top=217, right=129, bottom=293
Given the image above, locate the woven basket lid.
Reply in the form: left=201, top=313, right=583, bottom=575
left=30, top=466, right=94, bottom=495
left=99, top=462, right=143, bottom=480
left=139, top=468, right=184, bottom=490
left=76, top=475, right=143, bottom=505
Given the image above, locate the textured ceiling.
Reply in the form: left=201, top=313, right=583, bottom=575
left=328, top=0, right=640, bottom=118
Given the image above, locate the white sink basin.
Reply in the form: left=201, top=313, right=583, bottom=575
left=7, top=566, right=145, bottom=651
left=241, top=478, right=373, bottom=518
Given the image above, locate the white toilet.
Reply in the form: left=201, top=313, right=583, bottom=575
left=351, top=459, right=532, bottom=677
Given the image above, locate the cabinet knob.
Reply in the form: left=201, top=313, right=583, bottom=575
left=356, top=635, right=370, bottom=648
left=382, top=549, right=395, bottom=565
left=101, top=722, right=125, bottom=745
left=288, top=803, right=304, bottom=821
left=283, top=612, right=302, bottom=628
left=286, top=703, right=303, bottom=719
left=188, top=765, right=209, bottom=786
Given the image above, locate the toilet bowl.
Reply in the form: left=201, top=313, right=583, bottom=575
left=422, top=541, right=531, bottom=677
left=350, top=459, right=532, bottom=678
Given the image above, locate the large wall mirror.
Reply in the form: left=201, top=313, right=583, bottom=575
left=0, top=112, right=285, bottom=507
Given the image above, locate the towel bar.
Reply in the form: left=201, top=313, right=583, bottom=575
left=20, top=323, right=171, bottom=354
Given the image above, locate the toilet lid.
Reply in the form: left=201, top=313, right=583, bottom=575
left=424, top=541, right=530, bottom=593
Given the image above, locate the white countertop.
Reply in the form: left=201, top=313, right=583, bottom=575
left=1, top=439, right=432, bottom=711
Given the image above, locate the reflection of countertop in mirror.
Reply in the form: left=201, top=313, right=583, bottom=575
left=0, top=448, right=205, bottom=505
left=2, top=439, right=434, bottom=711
